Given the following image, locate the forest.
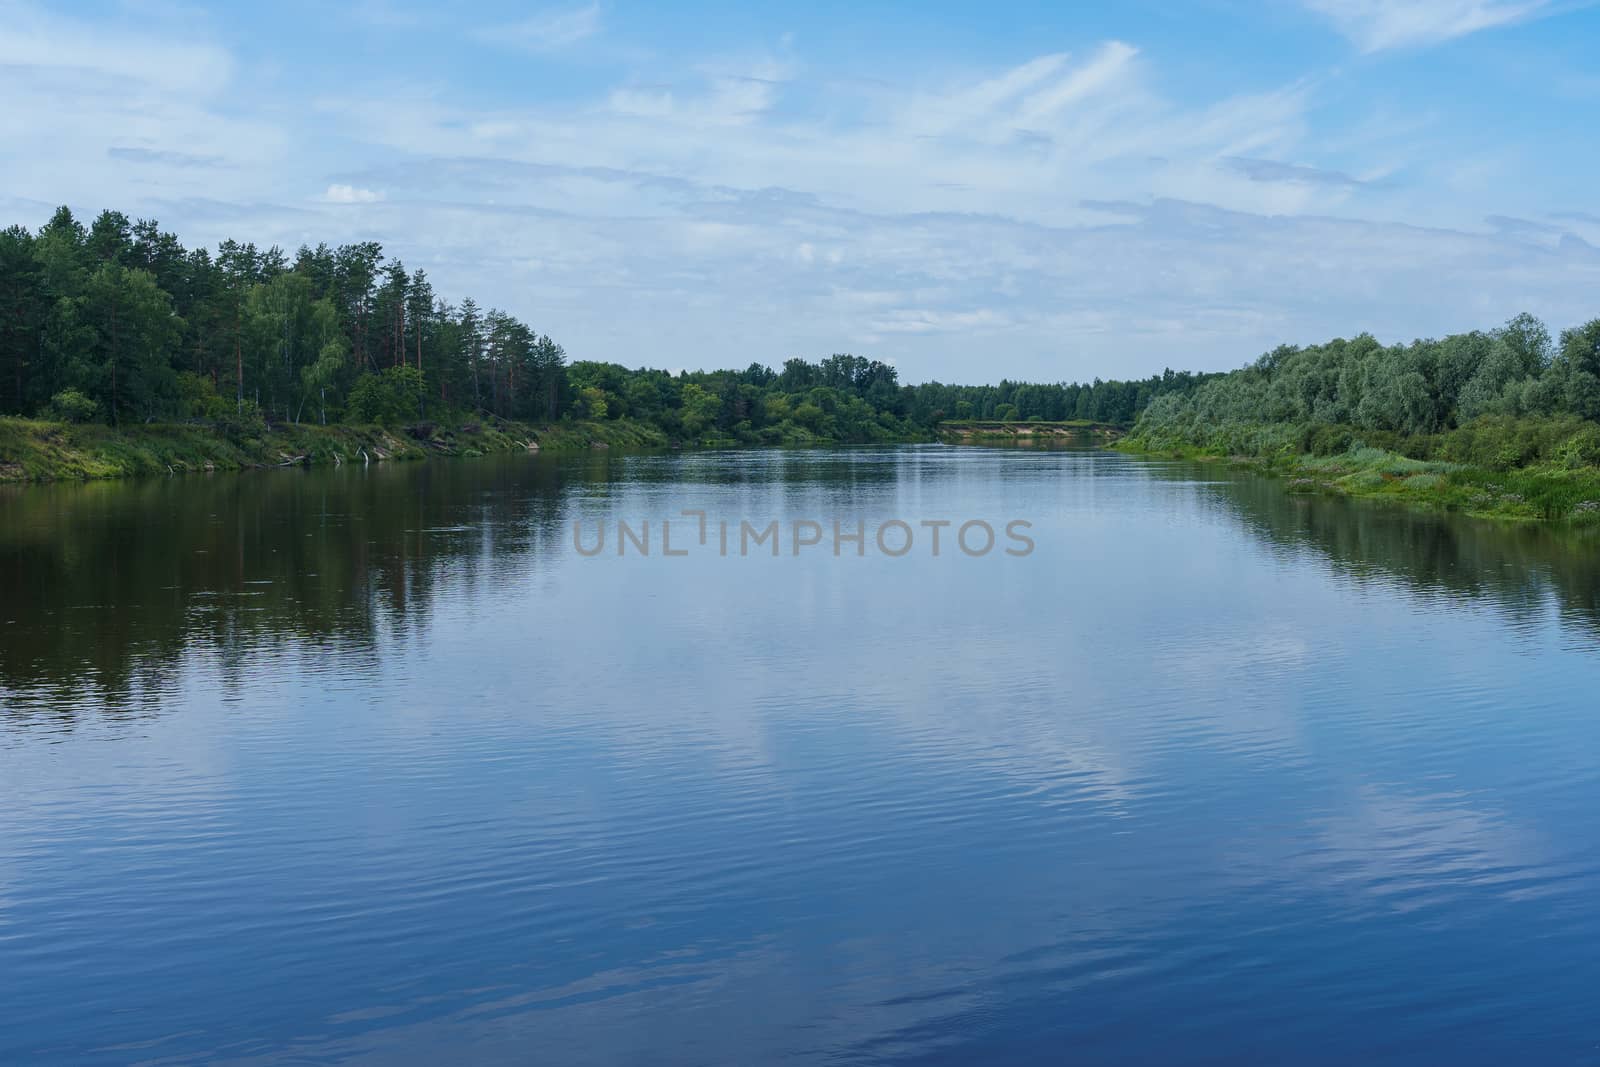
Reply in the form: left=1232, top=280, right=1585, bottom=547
left=1125, top=312, right=1600, bottom=522
left=6, top=204, right=1598, bottom=481
left=1130, top=312, right=1600, bottom=469
left=0, top=206, right=1201, bottom=446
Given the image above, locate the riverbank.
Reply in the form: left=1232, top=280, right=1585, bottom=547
left=935, top=420, right=1123, bottom=443
left=0, top=416, right=671, bottom=484
left=1120, top=439, right=1600, bottom=525
left=0, top=415, right=1131, bottom=485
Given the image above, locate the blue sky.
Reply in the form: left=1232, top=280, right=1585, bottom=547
left=3, top=0, right=1600, bottom=382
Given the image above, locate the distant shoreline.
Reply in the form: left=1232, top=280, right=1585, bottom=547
left=12, top=416, right=1594, bottom=529
left=0, top=416, right=1148, bottom=486
left=0, top=416, right=671, bottom=485
left=1118, top=437, right=1600, bottom=526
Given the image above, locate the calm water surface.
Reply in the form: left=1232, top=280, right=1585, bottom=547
left=3, top=446, right=1599, bottom=1065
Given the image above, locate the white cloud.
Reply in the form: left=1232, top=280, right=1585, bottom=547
left=0, top=0, right=283, bottom=212
left=0, top=0, right=232, bottom=93
left=1303, top=0, right=1557, bottom=51
left=321, top=183, right=384, bottom=204
left=313, top=43, right=1308, bottom=228
left=472, top=2, right=601, bottom=54
left=4, top=3, right=1595, bottom=384
left=275, top=43, right=1600, bottom=379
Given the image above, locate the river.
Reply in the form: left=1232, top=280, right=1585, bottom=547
left=2, top=446, right=1598, bottom=1064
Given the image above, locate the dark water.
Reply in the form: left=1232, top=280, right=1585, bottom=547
left=3, top=447, right=1599, bottom=1065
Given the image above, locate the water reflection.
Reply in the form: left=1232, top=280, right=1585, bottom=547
left=0, top=458, right=574, bottom=715
left=2, top=447, right=1599, bottom=1065
left=6, top=449, right=1596, bottom=720
left=1175, top=460, right=1600, bottom=643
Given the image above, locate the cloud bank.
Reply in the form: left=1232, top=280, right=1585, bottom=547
left=1, top=0, right=1597, bottom=383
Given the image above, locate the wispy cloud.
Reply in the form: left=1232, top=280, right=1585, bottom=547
left=1302, top=0, right=1560, bottom=51
left=0, top=0, right=282, bottom=213
left=109, top=146, right=225, bottom=168
left=471, top=2, right=601, bottom=54
left=5, top=0, right=1596, bottom=383
left=286, top=44, right=1600, bottom=378
left=321, top=184, right=384, bottom=204
left=0, top=0, right=232, bottom=92
left=1224, top=156, right=1365, bottom=187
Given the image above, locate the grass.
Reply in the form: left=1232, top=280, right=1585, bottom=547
left=1120, top=436, right=1600, bottom=525
left=0, top=415, right=672, bottom=484
left=937, top=419, right=1124, bottom=441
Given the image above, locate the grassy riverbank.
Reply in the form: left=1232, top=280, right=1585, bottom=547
left=1121, top=435, right=1600, bottom=525
left=0, top=416, right=670, bottom=483
left=935, top=419, right=1123, bottom=443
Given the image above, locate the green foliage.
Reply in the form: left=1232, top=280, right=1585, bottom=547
left=677, top=382, right=722, bottom=438
left=45, top=388, right=98, bottom=423
left=1121, top=310, right=1600, bottom=523
left=9, top=205, right=1600, bottom=480
left=346, top=366, right=425, bottom=426
left=214, top=399, right=267, bottom=442
left=0, top=206, right=567, bottom=428
left=1, top=205, right=1224, bottom=448
left=1553, top=425, right=1600, bottom=470
left=1127, top=312, right=1600, bottom=520
left=176, top=372, right=231, bottom=419
left=575, top=385, right=609, bottom=420
left=1133, top=314, right=1600, bottom=457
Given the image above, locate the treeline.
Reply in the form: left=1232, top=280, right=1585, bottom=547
left=0, top=207, right=564, bottom=430
left=0, top=206, right=1203, bottom=442
left=567, top=356, right=1212, bottom=444
left=1134, top=313, right=1600, bottom=468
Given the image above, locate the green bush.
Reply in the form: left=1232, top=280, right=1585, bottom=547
left=213, top=399, right=267, bottom=442
left=345, top=367, right=425, bottom=426
left=1299, top=423, right=1357, bottom=456
left=45, top=389, right=99, bottom=424
left=1342, top=470, right=1387, bottom=490
left=1553, top=425, right=1600, bottom=470
left=174, top=372, right=237, bottom=421
left=1440, top=415, right=1587, bottom=470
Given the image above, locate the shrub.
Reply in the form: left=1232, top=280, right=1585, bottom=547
left=213, top=399, right=267, bottom=442
left=1300, top=423, right=1357, bottom=456
left=345, top=367, right=424, bottom=426
left=1440, top=415, right=1587, bottom=470
left=45, top=389, right=99, bottom=424
left=1343, top=470, right=1387, bottom=490
left=175, top=372, right=230, bottom=420
left=1553, top=425, right=1600, bottom=470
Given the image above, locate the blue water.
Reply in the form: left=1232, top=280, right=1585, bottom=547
left=3, top=447, right=1599, bottom=1064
